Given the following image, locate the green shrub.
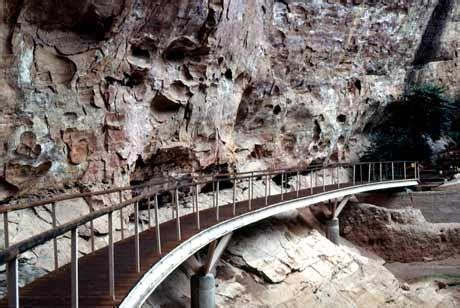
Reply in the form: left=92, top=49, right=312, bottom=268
left=362, top=84, right=459, bottom=162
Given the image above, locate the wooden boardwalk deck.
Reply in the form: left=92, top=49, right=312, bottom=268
left=1, top=183, right=354, bottom=307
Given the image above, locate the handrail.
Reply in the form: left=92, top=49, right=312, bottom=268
left=0, top=162, right=328, bottom=214
left=0, top=160, right=420, bottom=308
left=0, top=160, right=415, bottom=214
left=0, top=161, right=418, bottom=263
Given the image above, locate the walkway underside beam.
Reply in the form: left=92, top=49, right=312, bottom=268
left=203, top=232, right=232, bottom=275
left=333, top=195, right=352, bottom=219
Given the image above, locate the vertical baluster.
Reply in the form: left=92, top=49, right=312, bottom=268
left=380, top=162, right=383, bottom=181
left=404, top=161, right=407, bottom=179
left=281, top=172, right=284, bottom=201
left=251, top=172, right=254, bottom=202
left=154, top=194, right=162, bottom=254
left=248, top=176, right=252, bottom=210
left=323, top=168, right=326, bottom=191
left=88, top=200, right=95, bottom=253
left=216, top=180, right=220, bottom=221
left=51, top=202, right=59, bottom=270
left=175, top=188, right=181, bottom=240
left=108, top=212, right=115, bottom=300
left=296, top=171, right=300, bottom=197
left=134, top=202, right=140, bottom=273
left=233, top=177, right=237, bottom=215
left=7, top=256, right=18, bottom=308
left=212, top=179, right=216, bottom=208
left=195, top=185, right=201, bottom=230
left=264, top=174, right=268, bottom=205
left=3, top=212, right=9, bottom=249
left=360, top=164, right=363, bottom=183
left=71, top=228, right=79, bottom=308
left=368, top=163, right=372, bottom=183
left=310, top=170, right=314, bottom=195
left=391, top=162, right=395, bottom=180
left=337, top=166, right=340, bottom=188
left=119, top=191, right=124, bottom=240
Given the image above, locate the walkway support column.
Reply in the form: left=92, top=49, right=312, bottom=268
left=326, top=218, right=340, bottom=245
left=191, top=273, right=215, bottom=308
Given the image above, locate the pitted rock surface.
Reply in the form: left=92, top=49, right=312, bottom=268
left=0, top=1, right=459, bottom=199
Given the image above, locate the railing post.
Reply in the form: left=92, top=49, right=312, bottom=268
left=212, top=178, right=216, bottom=208
left=175, top=188, right=181, bottom=240
left=3, top=212, right=9, bottom=249
left=265, top=174, right=268, bottom=205
left=154, top=194, right=162, bottom=253
left=404, top=162, right=407, bottom=179
left=119, top=191, right=124, bottom=240
left=248, top=176, right=252, bottom=210
left=88, top=200, right=95, bottom=253
left=323, top=168, right=326, bottom=191
left=380, top=162, right=383, bottom=181
left=134, top=201, right=140, bottom=273
left=281, top=172, right=284, bottom=201
left=7, top=256, right=19, bottom=308
left=296, top=171, right=300, bottom=197
left=251, top=172, right=254, bottom=201
left=391, top=162, right=395, bottom=180
left=337, top=166, right=340, bottom=188
left=233, top=177, right=237, bottom=215
left=216, top=180, right=220, bottom=221
left=108, top=212, right=115, bottom=300
left=51, top=202, right=59, bottom=271
left=360, top=164, right=363, bottom=183
left=368, top=163, right=372, bottom=183
left=310, top=170, right=313, bottom=195
left=71, top=227, right=79, bottom=308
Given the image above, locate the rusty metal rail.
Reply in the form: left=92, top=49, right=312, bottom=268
left=0, top=161, right=419, bottom=308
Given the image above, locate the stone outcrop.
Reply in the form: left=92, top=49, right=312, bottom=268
left=144, top=212, right=458, bottom=308
left=340, top=202, right=460, bottom=262
left=0, top=1, right=459, bottom=201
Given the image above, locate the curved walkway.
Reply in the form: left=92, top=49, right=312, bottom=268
left=0, top=162, right=419, bottom=307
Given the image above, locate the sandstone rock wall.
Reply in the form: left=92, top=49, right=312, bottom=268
left=341, top=202, right=460, bottom=262
left=1, top=1, right=458, bottom=200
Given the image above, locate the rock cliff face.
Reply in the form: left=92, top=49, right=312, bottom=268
left=1, top=1, right=459, bottom=200
left=341, top=202, right=460, bottom=262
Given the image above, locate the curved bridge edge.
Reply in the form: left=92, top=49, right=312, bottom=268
left=120, top=179, right=419, bottom=308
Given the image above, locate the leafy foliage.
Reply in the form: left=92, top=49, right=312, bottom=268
left=362, top=84, right=459, bottom=162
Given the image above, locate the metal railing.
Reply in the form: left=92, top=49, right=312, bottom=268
left=0, top=161, right=419, bottom=308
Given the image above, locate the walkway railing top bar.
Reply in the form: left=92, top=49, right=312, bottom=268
left=0, top=161, right=417, bottom=215
left=0, top=161, right=419, bottom=266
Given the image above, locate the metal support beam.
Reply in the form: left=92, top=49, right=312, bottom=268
left=203, top=233, right=233, bottom=275
left=333, top=195, right=351, bottom=219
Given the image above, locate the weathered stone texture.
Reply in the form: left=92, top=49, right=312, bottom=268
left=0, top=0, right=458, bottom=199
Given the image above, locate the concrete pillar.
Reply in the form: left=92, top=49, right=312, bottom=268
left=326, top=218, right=340, bottom=245
left=191, top=273, right=215, bottom=308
